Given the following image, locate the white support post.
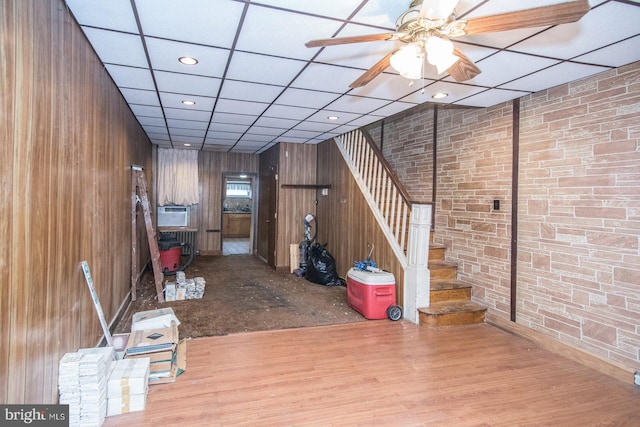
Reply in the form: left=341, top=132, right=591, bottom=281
left=403, top=203, right=432, bottom=324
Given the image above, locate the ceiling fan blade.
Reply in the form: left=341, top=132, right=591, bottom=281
left=349, top=49, right=398, bottom=88
left=447, top=47, right=481, bottom=82
left=419, top=0, right=459, bottom=20
left=305, top=33, right=397, bottom=48
left=463, top=0, right=590, bottom=35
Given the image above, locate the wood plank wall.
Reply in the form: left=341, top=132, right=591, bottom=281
left=275, top=143, right=318, bottom=270
left=1, top=0, right=152, bottom=403
left=316, top=140, right=405, bottom=304
left=193, top=151, right=258, bottom=255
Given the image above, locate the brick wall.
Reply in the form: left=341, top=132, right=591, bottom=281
left=517, top=62, right=640, bottom=369
left=377, top=61, right=640, bottom=371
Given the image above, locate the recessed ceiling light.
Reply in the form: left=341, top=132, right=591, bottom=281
left=184, top=143, right=191, bottom=147
left=432, top=92, right=449, bottom=99
left=178, top=56, right=198, bottom=65
left=327, top=115, right=339, bottom=120
left=181, top=100, right=196, bottom=106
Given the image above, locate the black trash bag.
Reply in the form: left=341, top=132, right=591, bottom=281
left=305, top=243, right=345, bottom=286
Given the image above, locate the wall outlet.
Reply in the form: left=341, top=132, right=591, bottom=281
left=634, top=371, right=640, bottom=387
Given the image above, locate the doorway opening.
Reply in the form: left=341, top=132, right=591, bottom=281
left=222, top=173, right=256, bottom=256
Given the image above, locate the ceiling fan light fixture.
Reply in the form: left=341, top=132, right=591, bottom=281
left=425, top=36, right=458, bottom=74
left=390, top=43, right=424, bottom=80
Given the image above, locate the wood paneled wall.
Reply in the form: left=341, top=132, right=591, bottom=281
left=316, top=140, right=405, bottom=304
left=1, top=0, right=152, bottom=403
left=193, top=151, right=258, bottom=255
left=275, top=143, right=318, bottom=269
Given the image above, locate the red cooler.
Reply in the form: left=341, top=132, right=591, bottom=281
left=347, top=268, right=397, bottom=320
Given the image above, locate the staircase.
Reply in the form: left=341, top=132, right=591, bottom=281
left=418, top=238, right=487, bottom=327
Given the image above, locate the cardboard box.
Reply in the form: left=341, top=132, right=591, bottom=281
left=107, top=357, right=150, bottom=398
left=131, top=308, right=180, bottom=331
left=148, top=339, right=187, bottom=385
left=106, top=393, right=147, bottom=416
left=124, top=323, right=179, bottom=357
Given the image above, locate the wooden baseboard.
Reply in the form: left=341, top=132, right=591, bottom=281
left=485, top=313, right=634, bottom=385
left=275, top=266, right=291, bottom=274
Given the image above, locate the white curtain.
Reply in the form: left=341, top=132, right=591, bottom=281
left=157, top=148, right=199, bottom=206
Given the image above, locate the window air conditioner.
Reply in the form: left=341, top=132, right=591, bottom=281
left=157, top=206, right=189, bottom=227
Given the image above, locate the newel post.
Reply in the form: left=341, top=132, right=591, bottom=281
left=403, top=203, right=432, bottom=323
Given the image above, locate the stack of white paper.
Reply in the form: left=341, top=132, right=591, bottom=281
left=58, top=347, right=114, bottom=427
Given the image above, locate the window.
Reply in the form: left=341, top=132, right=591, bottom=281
left=226, top=181, right=252, bottom=198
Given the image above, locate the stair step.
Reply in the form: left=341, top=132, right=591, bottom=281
left=429, top=260, right=458, bottom=280
left=418, top=301, right=487, bottom=327
left=428, top=244, right=446, bottom=261
left=430, top=279, right=472, bottom=303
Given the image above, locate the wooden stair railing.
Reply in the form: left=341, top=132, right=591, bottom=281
left=335, top=129, right=432, bottom=323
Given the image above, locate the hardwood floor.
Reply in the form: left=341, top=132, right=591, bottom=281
left=103, top=322, right=640, bottom=426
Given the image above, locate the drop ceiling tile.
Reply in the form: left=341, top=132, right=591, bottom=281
left=81, top=28, right=148, bottom=68
left=325, top=95, right=392, bottom=114
left=207, top=123, right=250, bottom=134
left=204, top=137, right=238, bottom=145
left=454, top=88, right=530, bottom=108
left=275, top=88, right=340, bottom=109
left=219, top=81, right=284, bottom=103
left=574, top=35, right=640, bottom=68
left=145, top=38, right=229, bottom=77
left=462, top=51, right=560, bottom=88
left=510, top=2, right=640, bottom=60
left=321, top=124, right=359, bottom=135
left=368, top=101, right=415, bottom=118
left=203, top=143, right=236, bottom=151
left=292, top=121, right=341, bottom=133
left=349, top=73, right=426, bottom=101
left=239, top=134, right=276, bottom=143
left=211, top=112, right=258, bottom=126
left=130, top=104, right=163, bottom=117
left=166, top=119, right=209, bottom=131
left=249, top=0, right=362, bottom=20
left=159, top=92, right=215, bottom=111
left=280, top=129, right=323, bottom=139
left=154, top=71, right=221, bottom=98
left=350, top=0, right=409, bottom=28
left=306, top=110, right=361, bottom=124
left=147, top=132, right=170, bottom=141
left=134, top=0, right=245, bottom=48
left=246, top=126, right=287, bottom=137
left=169, top=128, right=206, bottom=138
left=347, top=115, right=384, bottom=128
left=292, top=63, right=367, bottom=93
left=163, top=107, right=212, bottom=122
left=119, top=88, right=160, bottom=106
left=263, top=104, right=316, bottom=120
left=226, top=52, right=306, bottom=86
left=276, top=136, right=310, bottom=143
left=500, top=62, right=610, bottom=93
left=206, top=130, right=244, bottom=140
left=65, top=0, right=138, bottom=32
left=137, top=117, right=166, bottom=127
left=142, top=125, right=168, bottom=135
left=400, top=81, right=487, bottom=104
left=170, top=135, right=203, bottom=145
left=216, top=99, right=270, bottom=116
left=105, top=64, right=155, bottom=90
left=236, top=6, right=344, bottom=60
left=253, top=116, right=300, bottom=129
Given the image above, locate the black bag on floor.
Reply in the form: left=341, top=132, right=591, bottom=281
left=305, top=243, right=345, bottom=286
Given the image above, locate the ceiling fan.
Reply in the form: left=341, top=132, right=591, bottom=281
left=305, top=0, right=590, bottom=88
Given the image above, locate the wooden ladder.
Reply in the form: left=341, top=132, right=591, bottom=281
left=131, top=166, right=165, bottom=302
